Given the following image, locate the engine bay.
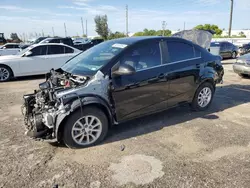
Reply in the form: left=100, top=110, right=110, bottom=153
left=22, top=69, right=89, bottom=139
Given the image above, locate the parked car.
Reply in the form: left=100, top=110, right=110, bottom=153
left=238, top=43, right=250, bottom=56
left=0, top=43, right=81, bottom=81
left=22, top=36, right=224, bottom=148
left=20, top=37, right=49, bottom=50
left=74, top=38, right=104, bottom=51
left=40, top=37, right=74, bottom=47
left=0, top=43, right=21, bottom=56
left=233, top=54, right=250, bottom=77
left=209, top=41, right=238, bottom=59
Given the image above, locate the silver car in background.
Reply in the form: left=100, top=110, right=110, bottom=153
left=233, top=54, right=250, bottom=77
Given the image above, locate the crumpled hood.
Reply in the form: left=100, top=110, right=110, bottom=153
left=0, top=55, right=21, bottom=62
left=172, top=29, right=213, bottom=49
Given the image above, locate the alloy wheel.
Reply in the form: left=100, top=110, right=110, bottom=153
left=71, top=115, right=102, bottom=146
left=0, top=67, right=10, bottom=81
left=197, top=87, right=212, bottom=108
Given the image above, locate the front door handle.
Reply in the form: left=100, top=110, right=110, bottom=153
left=196, top=64, right=201, bottom=68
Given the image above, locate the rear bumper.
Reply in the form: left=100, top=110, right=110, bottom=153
left=233, top=64, right=250, bottom=75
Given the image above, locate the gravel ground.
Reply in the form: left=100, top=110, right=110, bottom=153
left=1, top=59, right=250, bottom=188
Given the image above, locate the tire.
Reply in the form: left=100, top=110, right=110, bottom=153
left=191, top=82, right=215, bottom=111
left=63, top=106, right=109, bottom=149
left=238, top=73, right=248, bottom=78
left=231, top=51, right=237, bottom=59
left=0, top=65, right=12, bottom=82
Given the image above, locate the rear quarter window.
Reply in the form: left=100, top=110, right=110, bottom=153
left=167, top=41, right=195, bottom=62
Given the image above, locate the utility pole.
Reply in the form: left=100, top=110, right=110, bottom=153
left=162, top=21, right=166, bottom=36
left=81, top=17, right=84, bottom=36
left=229, top=0, right=234, bottom=37
left=126, top=5, right=128, bottom=37
left=42, top=30, right=44, bottom=37
left=184, top=22, right=186, bottom=30
left=64, top=23, right=67, bottom=37
left=52, top=27, right=55, bottom=37
left=86, top=20, right=88, bottom=37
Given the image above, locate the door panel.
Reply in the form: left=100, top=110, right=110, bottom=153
left=167, top=58, right=201, bottom=107
left=112, top=65, right=168, bottom=121
left=165, top=40, right=200, bottom=107
left=111, top=40, right=168, bottom=121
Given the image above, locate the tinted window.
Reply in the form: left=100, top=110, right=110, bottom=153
left=62, top=39, right=71, bottom=46
left=50, top=39, right=60, bottom=43
left=31, top=46, right=47, bottom=56
left=65, top=46, right=74, bottom=53
left=121, top=41, right=161, bottom=71
left=167, top=41, right=194, bottom=62
left=5, top=45, right=13, bottom=49
left=194, top=48, right=201, bottom=58
left=48, top=45, right=64, bottom=54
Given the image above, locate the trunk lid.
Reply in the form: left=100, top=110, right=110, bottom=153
left=172, top=29, right=214, bottom=49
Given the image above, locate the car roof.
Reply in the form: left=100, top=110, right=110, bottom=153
left=4, top=43, right=20, bottom=45
left=109, top=36, right=194, bottom=45
left=30, top=43, right=80, bottom=51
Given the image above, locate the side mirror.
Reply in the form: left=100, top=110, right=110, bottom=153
left=24, top=51, right=32, bottom=57
left=112, top=64, right=136, bottom=77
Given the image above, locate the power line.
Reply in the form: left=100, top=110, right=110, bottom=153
left=52, top=27, right=55, bottom=37
left=64, top=23, right=67, bottom=37
left=162, top=21, right=166, bottom=36
left=81, top=17, right=84, bottom=36
left=126, top=5, right=128, bottom=37
left=86, top=20, right=88, bottom=37
left=229, top=0, right=234, bottom=37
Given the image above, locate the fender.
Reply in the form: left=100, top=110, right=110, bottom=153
left=54, top=95, right=115, bottom=141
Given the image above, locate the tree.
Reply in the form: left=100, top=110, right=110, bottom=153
left=10, top=33, right=22, bottom=42
left=94, top=15, right=109, bottom=40
left=194, top=24, right=222, bottom=35
left=133, top=29, right=171, bottom=36
left=108, top=31, right=126, bottom=40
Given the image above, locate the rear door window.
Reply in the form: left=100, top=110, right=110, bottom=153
left=167, top=41, right=195, bottom=62
left=48, top=45, right=64, bottom=55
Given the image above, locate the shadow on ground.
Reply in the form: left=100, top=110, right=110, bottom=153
left=103, top=84, right=250, bottom=145
left=9, top=75, right=45, bottom=82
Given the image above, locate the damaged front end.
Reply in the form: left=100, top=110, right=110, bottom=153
left=21, top=69, right=89, bottom=141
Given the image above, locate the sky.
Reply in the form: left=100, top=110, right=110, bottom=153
left=0, top=0, right=250, bottom=39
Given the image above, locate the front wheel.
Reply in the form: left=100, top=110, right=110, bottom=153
left=191, top=82, right=215, bottom=111
left=0, top=66, right=12, bottom=82
left=232, top=51, right=237, bottom=59
left=63, top=107, right=109, bottom=148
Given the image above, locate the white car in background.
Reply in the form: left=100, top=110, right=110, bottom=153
left=0, top=43, right=81, bottom=82
left=0, top=43, right=21, bottom=56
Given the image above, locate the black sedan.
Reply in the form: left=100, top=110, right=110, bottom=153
left=22, top=36, right=224, bottom=148
left=210, top=41, right=238, bottom=59
left=233, top=54, right=250, bottom=77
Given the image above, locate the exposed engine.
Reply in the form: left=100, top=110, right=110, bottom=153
left=22, top=69, right=88, bottom=139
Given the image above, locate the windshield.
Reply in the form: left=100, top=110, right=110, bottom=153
left=61, top=40, right=128, bottom=75
left=33, top=37, right=47, bottom=44
left=210, top=42, right=221, bottom=47
left=17, top=45, right=33, bottom=55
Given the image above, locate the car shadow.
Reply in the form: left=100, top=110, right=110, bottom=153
left=9, top=75, right=45, bottom=82
left=103, top=84, right=250, bottom=145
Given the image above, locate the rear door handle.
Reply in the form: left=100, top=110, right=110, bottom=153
left=158, top=73, right=165, bottom=79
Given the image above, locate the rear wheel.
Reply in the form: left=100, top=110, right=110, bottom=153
left=63, top=107, right=109, bottom=148
left=0, top=65, right=12, bottom=82
left=191, top=82, right=215, bottom=111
